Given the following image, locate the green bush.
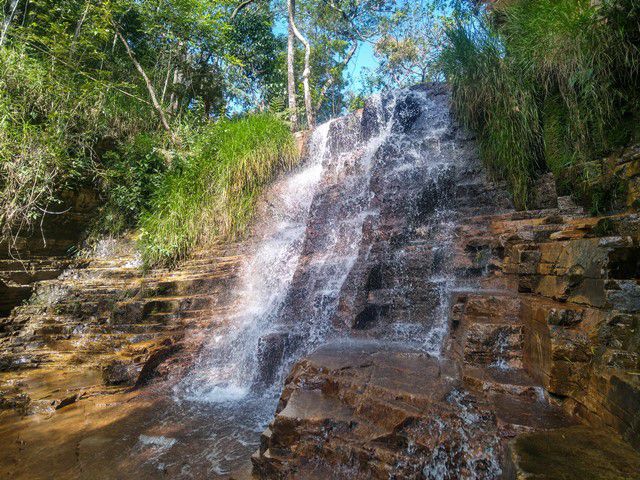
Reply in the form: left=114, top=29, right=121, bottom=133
left=440, top=0, right=640, bottom=210
left=440, top=18, right=543, bottom=207
left=138, top=113, right=298, bottom=267
left=94, top=134, right=168, bottom=235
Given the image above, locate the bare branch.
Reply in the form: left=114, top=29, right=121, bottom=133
left=111, top=20, right=175, bottom=144
left=231, top=0, right=257, bottom=20
left=0, top=0, right=21, bottom=46
left=316, top=41, right=358, bottom=112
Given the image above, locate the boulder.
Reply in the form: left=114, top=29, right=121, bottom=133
left=253, top=342, right=503, bottom=479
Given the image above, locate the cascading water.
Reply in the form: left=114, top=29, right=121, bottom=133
left=180, top=121, right=331, bottom=402
left=174, top=84, right=485, bottom=476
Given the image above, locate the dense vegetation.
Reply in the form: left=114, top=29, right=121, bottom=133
left=2, top=0, right=638, bottom=267
left=0, top=0, right=404, bottom=266
left=0, top=0, right=289, bottom=261
left=440, top=0, right=640, bottom=209
left=139, top=114, right=297, bottom=266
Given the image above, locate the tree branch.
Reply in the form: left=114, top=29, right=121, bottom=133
left=111, top=20, right=175, bottom=143
left=315, top=41, right=358, bottom=112
left=0, top=0, right=21, bottom=46
left=231, top=0, right=257, bottom=20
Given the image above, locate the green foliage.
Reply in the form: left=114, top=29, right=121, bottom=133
left=0, top=44, right=148, bottom=235
left=501, top=0, right=639, bottom=160
left=440, top=0, right=640, bottom=210
left=138, top=113, right=299, bottom=267
left=293, top=0, right=401, bottom=123
left=95, top=134, right=168, bottom=234
left=440, top=16, right=543, bottom=207
left=556, top=160, right=628, bottom=215
left=368, top=3, right=449, bottom=90
left=0, top=0, right=287, bottom=249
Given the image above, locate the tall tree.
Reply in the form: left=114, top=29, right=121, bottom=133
left=288, top=0, right=313, bottom=127
left=366, top=3, right=448, bottom=90
left=294, top=0, right=398, bottom=124
left=112, top=21, right=175, bottom=141
left=0, top=0, right=21, bottom=46
left=287, top=0, right=298, bottom=128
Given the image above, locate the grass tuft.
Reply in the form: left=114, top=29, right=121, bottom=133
left=138, top=113, right=298, bottom=267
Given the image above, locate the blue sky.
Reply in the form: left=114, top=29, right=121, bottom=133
left=272, top=19, right=381, bottom=95
left=345, top=41, right=378, bottom=92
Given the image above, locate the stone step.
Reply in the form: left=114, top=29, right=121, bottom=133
left=0, top=285, right=33, bottom=317
left=491, top=392, right=576, bottom=433
left=61, top=268, right=141, bottom=280
left=452, top=292, right=522, bottom=325
left=148, top=308, right=218, bottom=323
left=463, top=366, right=540, bottom=397
left=178, top=257, right=243, bottom=269
left=101, top=323, right=179, bottom=334
left=142, top=295, right=214, bottom=312
left=26, top=279, right=138, bottom=294
left=150, top=277, right=233, bottom=296
left=77, top=257, right=138, bottom=267
left=462, top=323, right=525, bottom=369
left=504, top=425, right=640, bottom=479
left=0, top=268, right=65, bottom=283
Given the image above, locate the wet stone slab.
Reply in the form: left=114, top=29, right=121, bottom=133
left=252, top=341, right=505, bottom=480
left=504, top=425, right=640, bottom=480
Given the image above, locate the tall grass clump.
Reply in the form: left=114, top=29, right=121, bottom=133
left=440, top=0, right=640, bottom=210
left=440, top=17, right=543, bottom=207
left=138, top=113, right=299, bottom=267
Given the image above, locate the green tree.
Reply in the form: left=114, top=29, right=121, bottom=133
left=365, top=3, right=449, bottom=91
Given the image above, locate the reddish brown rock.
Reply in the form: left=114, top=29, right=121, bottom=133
left=253, top=342, right=504, bottom=479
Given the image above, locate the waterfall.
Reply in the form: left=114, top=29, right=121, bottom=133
left=179, top=121, right=332, bottom=402
left=176, top=84, right=469, bottom=475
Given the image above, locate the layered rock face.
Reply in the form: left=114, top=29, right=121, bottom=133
left=251, top=87, right=640, bottom=479
left=253, top=343, right=502, bottom=479
left=0, top=236, right=243, bottom=412
left=0, top=189, right=98, bottom=317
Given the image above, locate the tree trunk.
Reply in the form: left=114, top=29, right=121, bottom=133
left=161, top=57, right=172, bottom=105
left=286, top=1, right=298, bottom=130
left=288, top=0, right=314, bottom=128
left=70, top=1, right=90, bottom=54
left=169, top=67, right=182, bottom=113
left=113, top=23, right=175, bottom=142
left=0, top=0, right=21, bottom=46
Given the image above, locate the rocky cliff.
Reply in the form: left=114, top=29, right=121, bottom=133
left=250, top=87, right=640, bottom=479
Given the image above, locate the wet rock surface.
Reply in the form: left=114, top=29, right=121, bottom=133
left=0, top=188, right=98, bottom=318
left=252, top=342, right=503, bottom=479
left=253, top=86, right=640, bottom=477
left=505, top=425, right=640, bottom=479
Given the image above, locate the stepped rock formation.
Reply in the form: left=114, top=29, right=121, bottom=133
left=0, top=85, right=639, bottom=479
left=0, top=189, right=98, bottom=317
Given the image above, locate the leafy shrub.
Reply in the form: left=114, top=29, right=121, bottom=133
left=0, top=44, right=152, bottom=239
left=94, top=134, right=168, bottom=234
left=139, top=113, right=298, bottom=267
